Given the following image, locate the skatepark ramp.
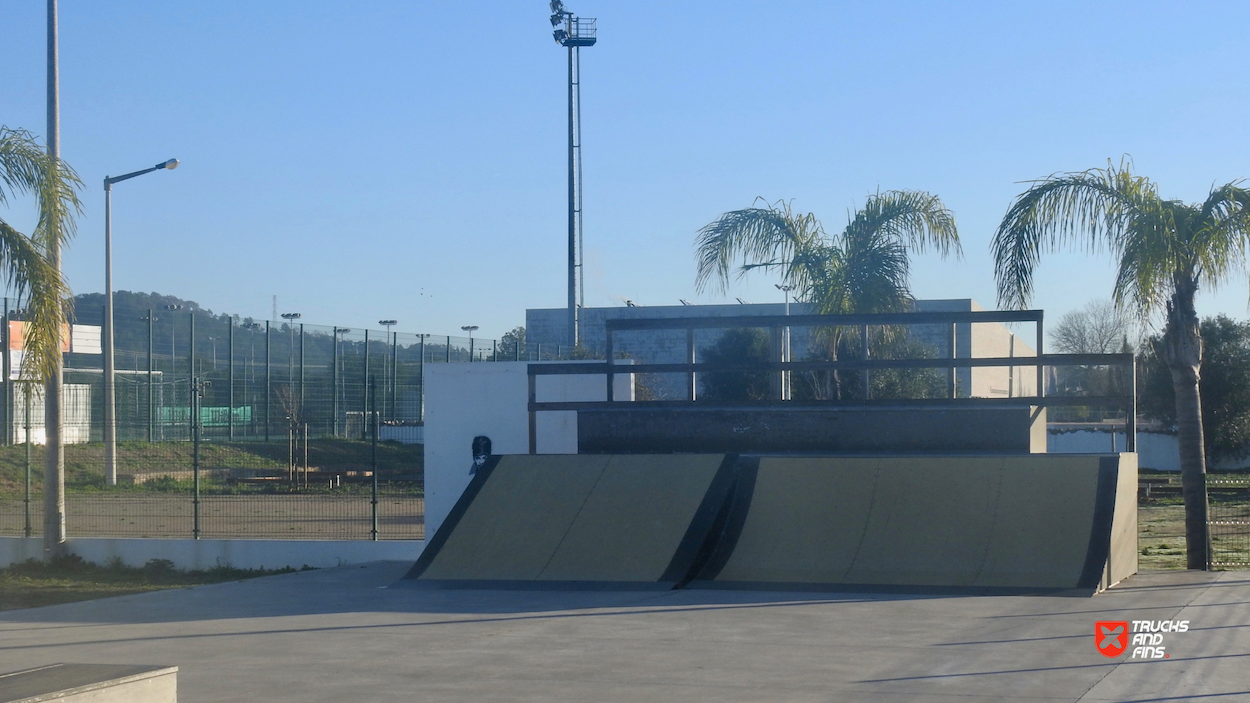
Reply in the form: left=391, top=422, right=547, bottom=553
left=405, top=453, right=1136, bottom=593
left=405, top=454, right=736, bottom=589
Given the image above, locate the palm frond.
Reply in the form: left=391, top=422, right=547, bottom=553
left=0, top=127, right=81, bottom=382
left=843, top=190, right=962, bottom=260
left=991, top=164, right=1159, bottom=310
left=693, top=200, right=822, bottom=294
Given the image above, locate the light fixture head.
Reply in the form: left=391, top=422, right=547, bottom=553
left=550, top=13, right=564, bottom=27
left=379, top=319, right=397, bottom=326
left=163, top=158, right=180, bottom=170
left=549, top=0, right=564, bottom=13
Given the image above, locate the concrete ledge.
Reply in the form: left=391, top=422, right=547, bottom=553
left=0, top=664, right=176, bottom=703
left=0, top=537, right=424, bottom=571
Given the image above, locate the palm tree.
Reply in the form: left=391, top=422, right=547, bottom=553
left=694, top=192, right=961, bottom=397
left=0, top=127, right=79, bottom=381
left=991, top=161, right=1250, bottom=570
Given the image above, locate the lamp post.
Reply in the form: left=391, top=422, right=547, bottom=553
left=549, top=1, right=596, bottom=348
left=378, top=320, right=396, bottom=419
left=103, top=158, right=179, bottom=485
left=775, top=284, right=794, bottom=401
left=461, top=325, right=479, bottom=362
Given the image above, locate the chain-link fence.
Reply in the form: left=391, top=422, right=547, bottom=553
left=0, top=308, right=581, bottom=541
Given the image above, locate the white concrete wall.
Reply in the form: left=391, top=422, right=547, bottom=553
left=1047, top=428, right=1250, bottom=471
left=0, top=536, right=424, bottom=571
left=423, top=361, right=634, bottom=538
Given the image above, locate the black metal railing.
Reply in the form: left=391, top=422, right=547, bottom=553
left=526, top=309, right=1137, bottom=453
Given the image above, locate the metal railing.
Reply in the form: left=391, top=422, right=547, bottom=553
left=526, top=309, right=1138, bottom=453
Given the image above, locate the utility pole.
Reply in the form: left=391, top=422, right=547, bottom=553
left=44, top=0, right=66, bottom=557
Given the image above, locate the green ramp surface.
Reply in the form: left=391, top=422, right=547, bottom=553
left=690, top=454, right=1134, bottom=593
left=405, top=453, right=734, bottom=589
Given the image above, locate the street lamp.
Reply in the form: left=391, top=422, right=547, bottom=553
left=461, top=325, right=479, bottom=362
left=775, top=284, right=795, bottom=401
left=102, top=158, right=179, bottom=485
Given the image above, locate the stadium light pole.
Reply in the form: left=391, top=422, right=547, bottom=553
left=461, top=325, right=479, bottom=362
left=549, top=1, right=596, bottom=349
left=102, top=158, right=179, bottom=486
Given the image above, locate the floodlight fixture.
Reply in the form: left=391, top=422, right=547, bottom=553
left=460, top=325, right=479, bottom=337
left=280, top=312, right=302, bottom=321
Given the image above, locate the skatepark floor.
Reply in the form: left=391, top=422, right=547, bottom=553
left=1, top=562, right=1246, bottom=702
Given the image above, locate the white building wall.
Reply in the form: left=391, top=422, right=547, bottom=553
left=423, top=361, right=633, bottom=538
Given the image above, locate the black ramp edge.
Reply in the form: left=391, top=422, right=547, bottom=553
left=403, top=455, right=501, bottom=580
left=659, top=454, right=740, bottom=586
left=689, top=456, right=759, bottom=583
left=403, top=579, right=674, bottom=592
left=1076, top=457, right=1120, bottom=591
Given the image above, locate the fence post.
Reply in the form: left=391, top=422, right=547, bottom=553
left=362, top=330, right=370, bottom=440
left=445, top=336, right=451, bottom=363
left=332, top=329, right=339, bottom=436
left=192, top=377, right=201, bottom=540
left=23, top=384, right=31, bottom=537
left=299, top=323, right=305, bottom=414
left=418, top=334, right=425, bottom=423
left=189, top=312, right=195, bottom=382
left=390, top=332, right=398, bottom=421
left=264, top=321, right=271, bottom=443
left=948, top=322, right=956, bottom=399
left=147, top=309, right=154, bottom=442
left=371, top=376, right=378, bottom=542
left=228, top=319, right=235, bottom=440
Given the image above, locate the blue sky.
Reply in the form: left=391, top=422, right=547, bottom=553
left=3, top=1, right=1249, bottom=340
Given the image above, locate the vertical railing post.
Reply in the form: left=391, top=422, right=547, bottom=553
left=1127, top=354, right=1137, bottom=453
left=605, top=325, right=614, bottom=402
left=528, top=369, right=537, bottom=454
left=418, top=334, right=425, bottom=423
left=1036, top=312, right=1045, bottom=401
left=860, top=324, right=870, bottom=399
left=445, top=336, right=451, bottom=363
left=948, top=322, right=957, bottom=399
left=371, top=375, right=379, bottom=541
left=687, top=327, right=697, bottom=401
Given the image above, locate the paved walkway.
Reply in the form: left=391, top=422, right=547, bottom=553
left=1, top=564, right=1247, bottom=702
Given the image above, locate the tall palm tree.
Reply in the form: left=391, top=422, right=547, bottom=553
left=0, top=127, right=80, bottom=381
left=694, top=192, right=961, bottom=397
left=991, top=161, right=1250, bottom=570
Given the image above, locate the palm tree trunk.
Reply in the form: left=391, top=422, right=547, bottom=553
left=1161, top=278, right=1209, bottom=570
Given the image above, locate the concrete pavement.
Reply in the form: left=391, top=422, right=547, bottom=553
left=1, top=563, right=1247, bottom=702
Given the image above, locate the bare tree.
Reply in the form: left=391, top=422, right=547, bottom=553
left=1051, top=299, right=1134, bottom=354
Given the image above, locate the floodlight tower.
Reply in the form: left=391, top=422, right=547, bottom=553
left=549, top=1, right=596, bottom=348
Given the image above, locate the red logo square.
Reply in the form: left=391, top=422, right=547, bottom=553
left=1096, top=621, right=1129, bottom=657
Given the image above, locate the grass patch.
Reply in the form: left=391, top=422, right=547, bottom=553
left=0, top=439, right=423, bottom=495
left=0, top=554, right=309, bottom=611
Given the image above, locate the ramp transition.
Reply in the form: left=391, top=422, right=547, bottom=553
left=405, top=453, right=1136, bottom=593
left=405, top=453, right=736, bottom=589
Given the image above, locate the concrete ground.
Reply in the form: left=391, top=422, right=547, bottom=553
left=0, top=563, right=1246, bottom=702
